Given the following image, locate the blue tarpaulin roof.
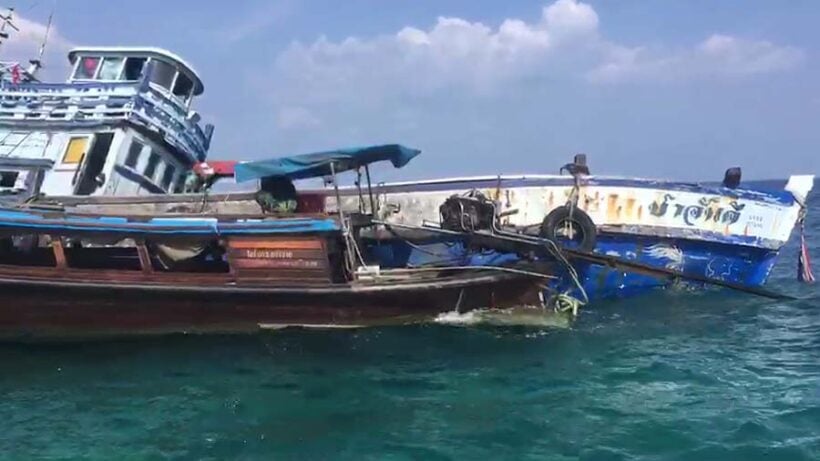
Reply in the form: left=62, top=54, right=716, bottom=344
left=234, top=144, right=421, bottom=182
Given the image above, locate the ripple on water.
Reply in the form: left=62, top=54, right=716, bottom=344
left=1, top=196, right=820, bottom=459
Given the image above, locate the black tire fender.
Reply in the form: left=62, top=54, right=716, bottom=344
left=539, top=205, right=597, bottom=252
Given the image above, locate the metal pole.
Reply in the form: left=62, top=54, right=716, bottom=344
left=330, top=162, right=354, bottom=276
left=330, top=161, right=345, bottom=224
left=356, top=168, right=364, bottom=213
left=364, top=164, right=376, bottom=215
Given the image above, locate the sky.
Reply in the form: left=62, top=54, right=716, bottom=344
left=2, top=0, right=818, bottom=182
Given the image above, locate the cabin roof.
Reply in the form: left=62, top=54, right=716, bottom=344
left=67, top=46, right=204, bottom=95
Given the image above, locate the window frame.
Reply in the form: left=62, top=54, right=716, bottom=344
left=171, top=71, right=195, bottom=103
left=58, top=134, right=93, bottom=170
left=96, top=56, right=126, bottom=82
left=0, top=131, right=30, bottom=147
left=143, top=152, right=161, bottom=180
left=71, top=56, right=103, bottom=81
left=124, top=140, right=145, bottom=169
left=120, top=57, right=148, bottom=82
left=148, top=59, right=177, bottom=92
left=160, top=163, right=177, bottom=191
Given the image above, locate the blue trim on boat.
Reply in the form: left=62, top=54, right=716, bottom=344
left=0, top=208, right=340, bottom=236
left=364, top=233, right=780, bottom=301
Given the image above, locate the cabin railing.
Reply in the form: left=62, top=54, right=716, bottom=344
left=0, top=79, right=212, bottom=162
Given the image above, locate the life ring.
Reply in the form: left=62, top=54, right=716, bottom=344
left=539, top=205, right=597, bottom=252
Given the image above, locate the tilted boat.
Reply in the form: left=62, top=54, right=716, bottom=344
left=0, top=12, right=213, bottom=202
left=65, top=150, right=812, bottom=302
left=351, top=156, right=815, bottom=300
left=0, top=146, right=551, bottom=340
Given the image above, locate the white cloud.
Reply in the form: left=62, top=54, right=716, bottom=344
left=271, top=0, right=605, bottom=104
left=266, top=0, right=802, bottom=109
left=276, top=105, right=321, bottom=130
left=1, top=14, right=75, bottom=80
left=588, top=34, right=804, bottom=83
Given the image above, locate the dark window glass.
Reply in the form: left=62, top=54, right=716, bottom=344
left=125, top=141, right=143, bottom=168
left=73, top=56, right=100, bottom=79
left=0, top=171, right=18, bottom=188
left=144, top=152, right=160, bottom=179
left=172, top=73, right=194, bottom=100
left=123, top=57, right=147, bottom=81
left=149, top=60, right=176, bottom=90
left=173, top=175, right=186, bottom=193
left=161, top=164, right=176, bottom=190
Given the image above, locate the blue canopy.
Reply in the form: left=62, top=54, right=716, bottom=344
left=234, top=144, right=421, bottom=182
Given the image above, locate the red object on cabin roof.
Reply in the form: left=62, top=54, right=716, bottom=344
left=194, top=161, right=236, bottom=177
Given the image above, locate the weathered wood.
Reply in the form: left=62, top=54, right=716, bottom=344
left=51, top=237, right=66, bottom=270
left=0, top=267, right=545, bottom=340
left=135, top=241, right=153, bottom=274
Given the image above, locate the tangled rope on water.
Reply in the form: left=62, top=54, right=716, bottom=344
left=551, top=292, right=585, bottom=317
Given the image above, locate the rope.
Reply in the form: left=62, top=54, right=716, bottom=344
left=797, top=205, right=815, bottom=283
left=552, top=292, right=584, bottom=317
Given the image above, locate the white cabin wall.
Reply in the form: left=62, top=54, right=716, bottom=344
left=108, top=128, right=188, bottom=196
left=39, top=131, right=86, bottom=196
left=0, top=129, right=51, bottom=158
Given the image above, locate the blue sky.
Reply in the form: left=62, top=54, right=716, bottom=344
left=4, top=0, right=819, bottom=181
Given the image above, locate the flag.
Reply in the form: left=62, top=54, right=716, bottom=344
left=10, top=64, right=20, bottom=84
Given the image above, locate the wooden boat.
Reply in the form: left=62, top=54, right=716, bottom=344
left=0, top=146, right=549, bottom=340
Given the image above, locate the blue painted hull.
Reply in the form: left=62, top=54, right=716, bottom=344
left=364, top=232, right=780, bottom=301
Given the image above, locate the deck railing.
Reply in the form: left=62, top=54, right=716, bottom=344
left=0, top=75, right=212, bottom=162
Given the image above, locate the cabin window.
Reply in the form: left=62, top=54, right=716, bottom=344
left=125, top=140, right=144, bottom=168
left=98, top=57, right=124, bottom=80
left=73, top=56, right=100, bottom=79
left=173, top=175, right=186, bottom=193
left=122, top=57, right=147, bottom=81
left=0, top=171, right=18, bottom=188
left=144, top=152, right=161, bottom=180
left=0, top=132, right=28, bottom=146
left=62, top=136, right=89, bottom=165
left=161, top=164, right=176, bottom=190
left=172, top=73, right=194, bottom=101
left=149, top=60, right=176, bottom=91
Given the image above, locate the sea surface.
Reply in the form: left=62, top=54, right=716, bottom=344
left=1, top=184, right=819, bottom=460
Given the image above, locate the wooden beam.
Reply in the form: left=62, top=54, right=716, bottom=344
left=135, top=241, right=153, bottom=274
left=50, top=236, right=66, bottom=270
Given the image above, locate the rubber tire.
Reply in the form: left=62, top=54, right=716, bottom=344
left=539, top=205, right=597, bottom=252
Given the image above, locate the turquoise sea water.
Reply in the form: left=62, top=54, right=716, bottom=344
left=1, top=188, right=819, bottom=460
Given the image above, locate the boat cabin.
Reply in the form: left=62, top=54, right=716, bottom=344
left=0, top=46, right=213, bottom=202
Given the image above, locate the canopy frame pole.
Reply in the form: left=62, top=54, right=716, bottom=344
left=330, top=162, right=355, bottom=277
left=364, top=164, right=376, bottom=216
left=356, top=167, right=365, bottom=213
left=330, top=161, right=344, bottom=225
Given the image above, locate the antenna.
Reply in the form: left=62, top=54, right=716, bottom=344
left=27, top=9, right=53, bottom=76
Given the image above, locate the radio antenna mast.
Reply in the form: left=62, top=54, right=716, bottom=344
left=27, top=9, right=53, bottom=77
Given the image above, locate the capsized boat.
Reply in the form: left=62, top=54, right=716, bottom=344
left=0, top=146, right=553, bottom=340
left=352, top=155, right=815, bottom=300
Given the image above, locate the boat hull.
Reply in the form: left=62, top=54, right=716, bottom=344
left=352, top=175, right=813, bottom=300
left=0, top=270, right=544, bottom=340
